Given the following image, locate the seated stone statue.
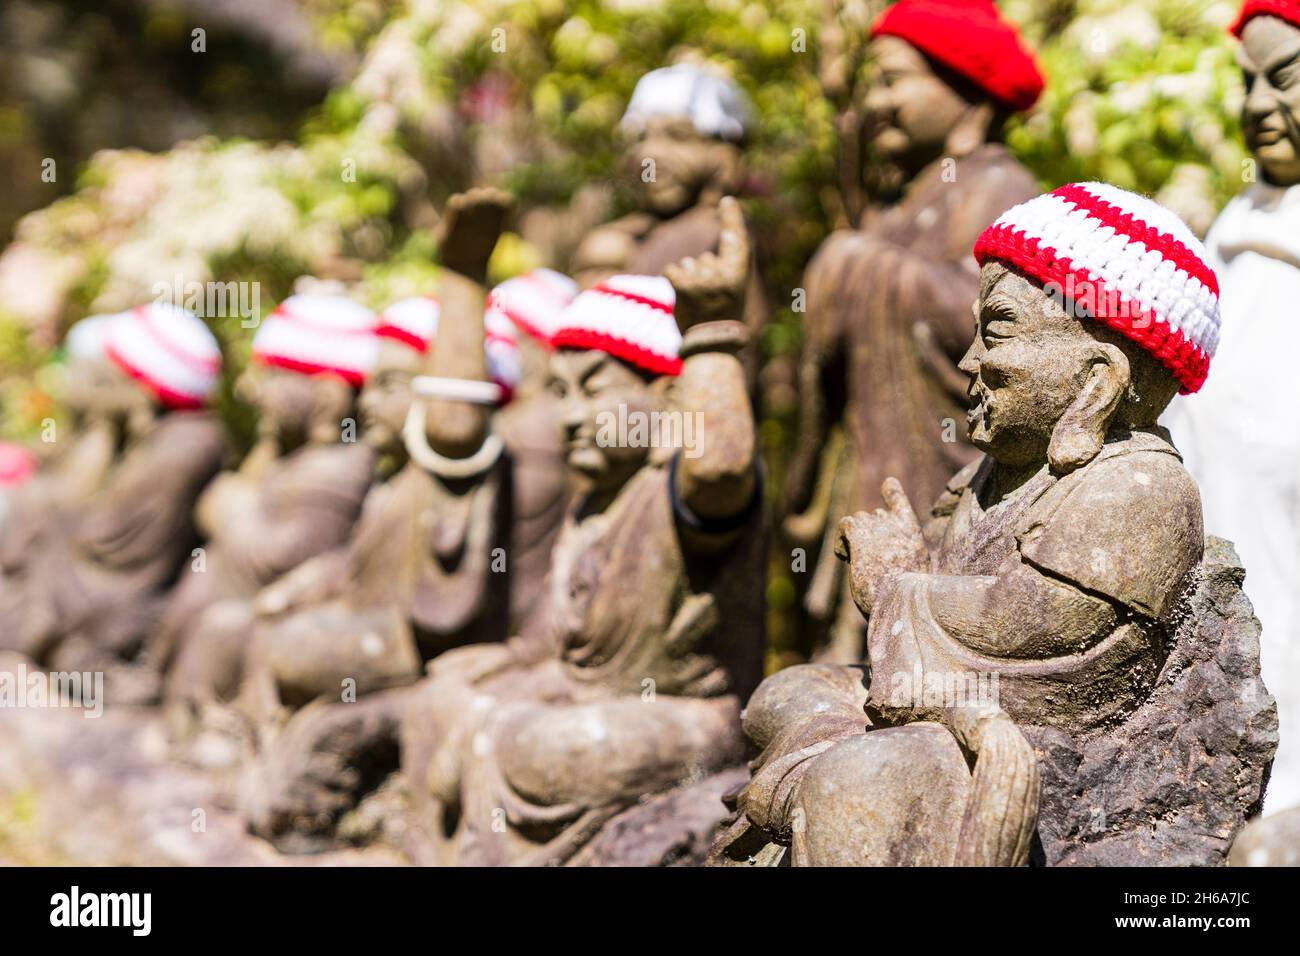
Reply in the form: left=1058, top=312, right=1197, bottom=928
left=781, top=0, right=1043, bottom=662
left=159, top=293, right=379, bottom=709
left=0, top=303, right=227, bottom=703
left=573, top=64, right=767, bottom=382
left=714, top=184, right=1276, bottom=866
left=236, top=190, right=554, bottom=847
left=399, top=197, right=766, bottom=866
left=1163, top=1, right=1300, bottom=813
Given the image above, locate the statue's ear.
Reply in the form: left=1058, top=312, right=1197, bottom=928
left=1047, top=343, right=1129, bottom=474
left=946, top=101, right=996, bottom=159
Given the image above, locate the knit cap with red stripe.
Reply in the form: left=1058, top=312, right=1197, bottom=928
left=551, top=275, right=682, bottom=377
left=973, top=182, right=1221, bottom=393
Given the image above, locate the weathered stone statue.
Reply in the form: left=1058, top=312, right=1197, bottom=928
left=400, top=197, right=766, bottom=866
left=1163, top=1, right=1300, bottom=813
left=236, top=190, right=545, bottom=847
left=573, top=64, right=767, bottom=380
left=782, top=0, right=1043, bottom=661
left=160, top=293, right=379, bottom=710
left=0, top=304, right=226, bottom=702
left=715, top=185, right=1276, bottom=866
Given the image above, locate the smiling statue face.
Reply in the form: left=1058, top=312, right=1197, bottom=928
left=862, top=35, right=972, bottom=171
left=958, top=265, right=1101, bottom=468
left=550, top=348, right=659, bottom=493
left=359, top=339, right=423, bottom=456
left=1240, top=15, right=1300, bottom=186
left=623, top=116, right=741, bottom=218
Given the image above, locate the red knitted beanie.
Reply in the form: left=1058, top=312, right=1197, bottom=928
left=1230, top=0, right=1300, bottom=36
left=871, top=0, right=1045, bottom=112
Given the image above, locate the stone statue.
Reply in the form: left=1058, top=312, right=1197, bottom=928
left=1162, top=1, right=1300, bottom=814
left=235, top=189, right=546, bottom=847
left=399, top=197, right=766, bottom=866
left=714, top=184, right=1276, bottom=867
left=159, top=293, right=380, bottom=713
left=781, top=0, right=1043, bottom=662
left=0, top=304, right=227, bottom=704
left=573, top=64, right=768, bottom=383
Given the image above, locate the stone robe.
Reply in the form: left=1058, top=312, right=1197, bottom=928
left=401, top=457, right=766, bottom=866
left=0, top=413, right=225, bottom=668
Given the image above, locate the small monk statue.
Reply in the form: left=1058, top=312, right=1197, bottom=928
left=573, top=64, right=768, bottom=381
left=158, top=293, right=380, bottom=710
left=782, top=0, right=1044, bottom=662
left=399, top=196, right=766, bottom=866
left=1163, top=0, right=1300, bottom=813
left=236, top=189, right=539, bottom=845
left=0, top=303, right=226, bottom=702
left=715, top=184, right=1254, bottom=866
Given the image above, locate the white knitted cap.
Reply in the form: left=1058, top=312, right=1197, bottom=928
left=551, top=275, right=681, bottom=376
left=487, top=268, right=579, bottom=345
left=621, top=65, right=752, bottom=143
left=376, top=295, right=441, bottom=352
left=974, top=182, right=1221, bottom=393
left=252, top=293, right=378, bottom=386
left=65, top=312, right=121, bottom=362
left=104, top=303, right=222, bottom=409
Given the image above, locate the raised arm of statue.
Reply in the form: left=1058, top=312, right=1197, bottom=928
left=664, top=197, right=757, bottom=525
left=421, top=188, right=513, bottom=460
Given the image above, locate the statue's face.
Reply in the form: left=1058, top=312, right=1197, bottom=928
left=862, top=35, right=972, bottom=170
left=54, top=357, right=140, bottom=420
left=550, top=348, right=658, bottom=493
left=358, top=340, right=422, bottom=455
left=624, top=116, right=740, bottom=217
left=1240, top=15, right=1300, bottom=186
left=958, top=266, right=1100, bottom=468
left=236, top=363, right=350, bottom=447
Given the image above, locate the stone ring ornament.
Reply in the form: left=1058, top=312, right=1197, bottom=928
left=401, top=399, right=504, bottom=480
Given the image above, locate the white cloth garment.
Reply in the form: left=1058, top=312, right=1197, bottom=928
left=1163, top=180, right=1300, bottom=812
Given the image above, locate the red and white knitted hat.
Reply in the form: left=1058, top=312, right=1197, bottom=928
left=551, top=275, right=682, bottom=377
left=487, top=268, right=579, bottom=345
left=376, top=295, right=440, bottom=352
left=1231, top=0, right=1300, bottom=36
left=104, top=303, right=222, bottom=409
left=252, top=293, right=378, bottom=386
left=376, top=294, right=522, bottom=401
left=872, top=0, right=1045, bottom=112
left=973, top=182, right=1220, bottom=393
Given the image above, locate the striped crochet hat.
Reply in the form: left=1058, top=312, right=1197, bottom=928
left=487, top=268, right=579, bottom=345
left=376, top=295, right=440, bottom=352
left=376, top=294, right=522, bottom=400
left=551, top=275, right=682, bottom=377
left=252, top=293, right=378, bottom=386
left=104, top=303, right=222, bottom=409
left=973, top=182, right=1220, bottom=393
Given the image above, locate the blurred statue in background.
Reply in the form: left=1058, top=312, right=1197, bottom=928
left=1163, top=1, right=1300, bottom=814
left=236, top=189, right=560, bottom=849
left=782, top=0, right=1043, bottom=662
left=717, top=186, right=1275, bottom=867
left=0, top=304, right=226, bottom=703
left=573, top=64, right=768, bottom=384
left=401, top=198, right=766, bottom=866
left=160, top=293, right=378, bottom=714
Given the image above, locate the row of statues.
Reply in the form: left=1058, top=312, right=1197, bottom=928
left=1, top=0, right=1296, bottom=864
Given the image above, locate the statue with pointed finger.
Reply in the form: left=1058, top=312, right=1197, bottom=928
left=399, top=197, right=766, bottom=866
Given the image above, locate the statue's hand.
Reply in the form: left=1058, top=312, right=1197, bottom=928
left=426, top=641, right=516, bottom=686
left=437, top=187, right=514, bottom=283
left=664, top=196, right=750, bottom=331
left=835, top=478, right=929, bottom=616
